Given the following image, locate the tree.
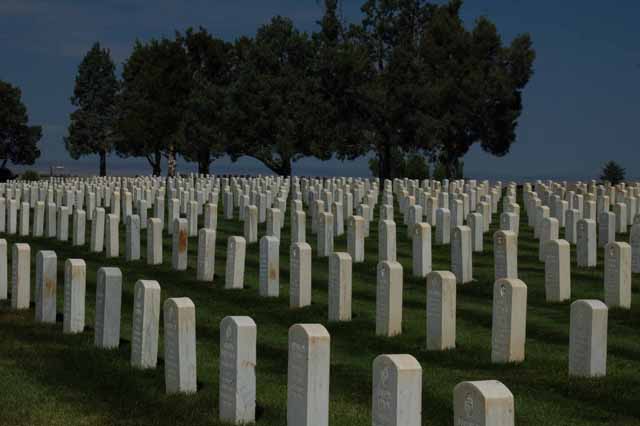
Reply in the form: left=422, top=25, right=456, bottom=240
left=226, top=16, right=333, bottom=175
left=116, top=37, right=190, bottom=176
left=177, top=28, right=233, bottom=174
left=600, top=161, right=625, bottom=185
left=65, top=42, right=119, bottom=176
left=317, top=0, right=535, bottom=179
left=0, top=80, right=42, bottom=169
left=416, top=1, right=535, bottom=177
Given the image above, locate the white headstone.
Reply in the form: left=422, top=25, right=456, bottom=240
left=328, top=252, right=352, bottom=321
left=259, top=236, right=280, bottom=297
left=131, top=280, right=161, bottom=369
left=11, top=243, right=30, bottom=309
left=35, top=250, right=57, bottom=323
left=426, top=271, right=456, bottom=350
left=544, top=239, right=571, bottom=302
left=491, top=278, right=527, bottom=363
left=63, top=259, right=85, bottom=334
left=287, top=324, right=330, bottom=426
left=290, top=242, right=312, bottom=308
left=569, top=299, right=608, bottom=378
left=376, top=261, right=403, bottom=337
left=196, top=228, right=216, bottom=282
left=164, top=297, right=197, bottom=394
left=94, top=267, right=122, bottom=349
left=219, top=316, right=257, bottom=424
left=603, top=242, right=631, bottom=309
left=453, top=380, right=514, bottom=426
left=371, top=354, right=422, bottom=426
left=225, top=236, right=246, bottom=289
left=172, top=218, right=188, bottom=271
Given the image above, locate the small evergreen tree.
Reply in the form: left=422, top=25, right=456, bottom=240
left=600, top=161, right=625, bottom=185
left=65, top=42, right=118, bottom=176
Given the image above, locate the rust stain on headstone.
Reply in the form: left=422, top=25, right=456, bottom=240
left=179, top=230, right=188, bottom=252
left=45, top=279, right=55, bottom=295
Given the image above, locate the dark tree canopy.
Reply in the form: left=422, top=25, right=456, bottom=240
left=226, top=16, right=333, bottom=176
left=177, top=28, right=233, bottom=175
left=600, top=161, right=625, bottom=185
left=117, top=37, right=190, bottom=176
left=318, top=0, right=535, bottom=179
left=0, top=80, right=42, bottom=169
left=65, top=42, right=118, bottom=176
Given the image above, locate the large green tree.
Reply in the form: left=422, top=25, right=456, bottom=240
left=177, top=28, right=233, bottom=174
left=65, top=42, right=118, bottom=176
left=226, top=16, right=333, bottom=175
left=318, top=0, right=535, bottom=179
left=416, top=0, right=535, bottom=176
left=0, top=80, right=42, bottom=169
left=116, top=37, right=190, bottom=176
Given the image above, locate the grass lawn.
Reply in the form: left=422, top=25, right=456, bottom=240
left=0, top=189, right=639, bottom=425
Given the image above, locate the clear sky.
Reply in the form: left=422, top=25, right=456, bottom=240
left=1, top=0, right=638, bottom=180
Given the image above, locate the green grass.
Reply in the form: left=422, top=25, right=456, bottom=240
left=0, top=190, right=639, bottom=425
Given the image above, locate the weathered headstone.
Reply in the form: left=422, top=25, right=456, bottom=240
left=539, top=217, right=559, bottom=261
left=105, top=213, right=119, bottom=258
left=197, top=228, right=216, bottom=282
left=131, top=280, right=161, bottom=369
left=244, top=205, right=258, bottom=243
left=494, top=230, right=517, bottom=281
left=172, top=218, right=188, bottom=271
left=598, top=211, right=615, bottom=248
left=164, top=297, right=197, bottom=394
left=35, top=250, right=57, bottom=323
left=11, top=243, right=30, bottom=309
left=453, top=380, right=514, bottom=426
left=378, top=219, right=397, bottom=262
left=63, top=259, right=85, bottom=334
left=544, top=239, right=571, bottom=302
left=347, top=215, right=365, bottom=263
left=569, top=299, right=608, bottom=377
left=468, top=212, right=484, bottom=252
left=491, top=278, right=527, bottom=363
left=94, top=267, right=122, bottom=349
left=287, top=324, right=330, bottom=426
left=435, top=208, right=451, bottom=245
left=376, top=261, right=403, bottom=337
left=577, top=218, right=597, bottom=267
left=371, top=354, right=422, bottom=426
left=125, top=214, right=141, bottom=261
left=328, top=252, right=352, bottom=321
left=603, top=241, right=631, bottom=309
left=426, top=271, right=456, bottom=350
left=219, top=316, right=257, bottom=424
left=451, top=226, right=472, bottom=284
left=317, top=211, right=334, bottom=257
left=226, top=236, right=246, bottom=289
left=147, top=218, right=163, bottom=265
left=290, top=242, right=312, bottom=308
left=259, top=236, right=280, bottom=297
left=412, top=222, right=432, bottom=278
left=90, top=207, right=105, bottom=253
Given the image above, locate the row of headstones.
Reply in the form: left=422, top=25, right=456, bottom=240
left=0, top=240, right=525, bottom=426
left=0, top=239, right=608, bottom=381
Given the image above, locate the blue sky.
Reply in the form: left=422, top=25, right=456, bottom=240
left=1, top=0, right=639, bottom=179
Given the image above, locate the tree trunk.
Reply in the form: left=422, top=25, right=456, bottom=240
left=377, top=142, right=392, bottom=181
left=150, top=151, right=162, bottom=176
left=167, top=145, right=177, bottom=177
left=198, top=148, right=210, bottom=175
left=99, top=150, right=107, bottom=176
left=273, top=159, right=292, bottom=176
